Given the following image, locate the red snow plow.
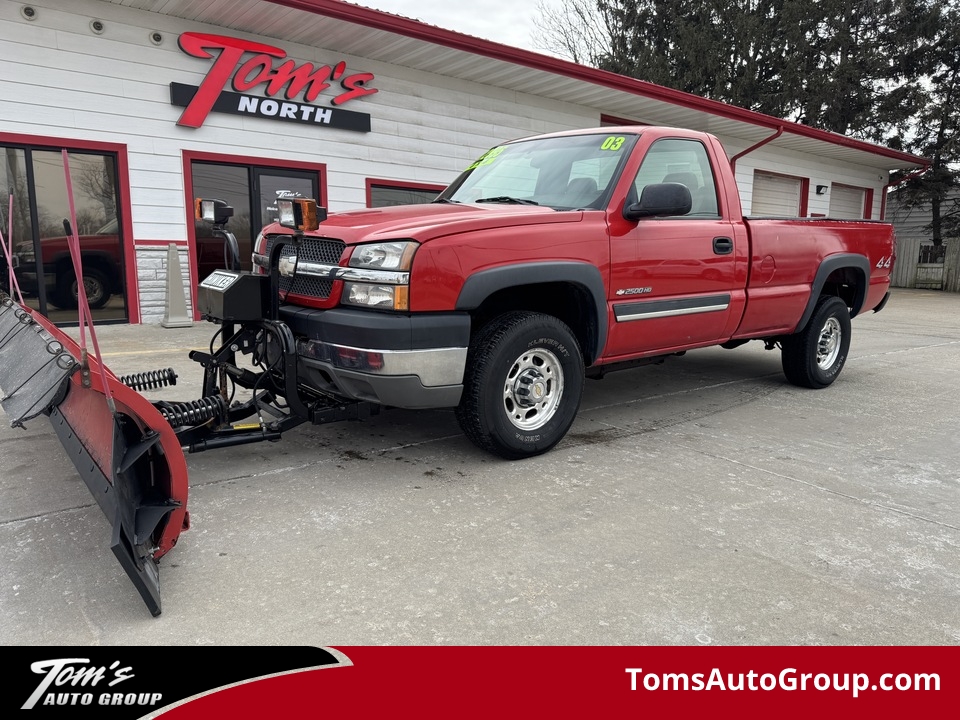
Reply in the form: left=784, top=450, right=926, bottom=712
left=1, top=180, right=365, bottom=616
left=0, top=298, right=188, bottom=616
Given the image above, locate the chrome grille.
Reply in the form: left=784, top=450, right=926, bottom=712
left=264, top=235, right=345, bottom=299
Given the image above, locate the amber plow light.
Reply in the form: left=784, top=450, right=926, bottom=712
left=194, top=198, right=234, bottom=225
left=278, top=198, right=326, bottom=232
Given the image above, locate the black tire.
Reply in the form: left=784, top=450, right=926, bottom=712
left=781, top=295, right=851, bottom=389
left=54, top=266, right=111, bottom=310
left=455, top=311, right=584, bottom=460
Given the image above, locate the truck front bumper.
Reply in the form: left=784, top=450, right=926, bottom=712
left=280, top=306, right=470, bottom=409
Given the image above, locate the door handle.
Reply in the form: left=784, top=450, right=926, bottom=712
left=713, top=236, right=734, bottom=255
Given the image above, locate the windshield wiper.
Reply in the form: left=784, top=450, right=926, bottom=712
left=475, top=196, right=540, bottom=205
left=433, top=197, right=460, bottom=204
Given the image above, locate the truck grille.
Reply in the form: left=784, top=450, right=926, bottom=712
left=264, top=235, right=346, bottom=299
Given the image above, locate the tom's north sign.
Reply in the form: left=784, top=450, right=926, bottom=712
left=171, top=32, right=377, bottom=132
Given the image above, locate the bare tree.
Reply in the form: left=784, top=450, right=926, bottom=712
left=72, top=155, right=117, bottom=224
left=532, top=0, right=612, bottom=65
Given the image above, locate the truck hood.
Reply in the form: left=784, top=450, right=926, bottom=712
left=261, top=202, right=583, bottom=244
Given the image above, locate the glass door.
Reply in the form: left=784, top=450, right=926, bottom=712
left=254, top=168, right=318, bottom=230
left=1, top=145, right=128, bottom=323
left=191, top=163, right=319, bottom=280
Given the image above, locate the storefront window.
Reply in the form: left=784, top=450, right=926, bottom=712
left=1, top=144, right=127, bottom=323
left=367, top=180, right=444, bottom=207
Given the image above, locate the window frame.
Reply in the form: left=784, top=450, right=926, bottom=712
left=0, top=131, right=139, bottom=322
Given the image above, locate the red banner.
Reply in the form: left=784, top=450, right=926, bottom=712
left=150, top=646, right=955, bottom=718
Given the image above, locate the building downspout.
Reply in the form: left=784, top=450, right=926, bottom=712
left=729, top=126, right=784, bottom=173
left=880, top=165, right=930, bottom=220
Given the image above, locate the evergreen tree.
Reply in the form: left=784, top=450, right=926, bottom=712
left=535, top=0, right=958, bottom=269
left=890, top=6, right=960, bottom=247
left=581, top=0, right=937, bottom=138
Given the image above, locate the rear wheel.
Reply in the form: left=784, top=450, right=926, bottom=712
left=53, top=267, right=111, bottom=310
left=781, top=295, right=851, bottom=388
left=455, top=311, right=584, bottom=459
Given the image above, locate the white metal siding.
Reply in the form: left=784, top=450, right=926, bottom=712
left=829, top=185, right=865, bottom=219
left=750, top=171, right=801, bottom=216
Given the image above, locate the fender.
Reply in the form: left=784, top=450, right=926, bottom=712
left=456, top=261, right=607, bottom=364
left=793, top=253, right=871, bottom=332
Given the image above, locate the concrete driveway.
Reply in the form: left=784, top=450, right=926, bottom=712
left=1, top=288, right=957, bottom=645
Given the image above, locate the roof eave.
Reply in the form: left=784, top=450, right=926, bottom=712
left=265, top=0, right=929, bottom=169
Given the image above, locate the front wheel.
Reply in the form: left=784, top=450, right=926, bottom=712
left=455, top=311, right=584, bottom=460
left=781, top=295, right=851, bottom=389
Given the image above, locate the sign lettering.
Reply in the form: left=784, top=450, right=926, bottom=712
left=173, top=32, right=376, bottom=130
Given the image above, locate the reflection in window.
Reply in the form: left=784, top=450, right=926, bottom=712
left=2, top=145, right=127, bottom=323
left=632, top=139, right=719, bottom=216
left=1, top=148, right=34, bottom=306
left=369, top=183, right=442, bottom=207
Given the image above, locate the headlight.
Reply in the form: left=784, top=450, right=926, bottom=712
left=349, top=241, right=417, bottom=271
left=343, top=282, right=409, bottom=311
left=341, top=241, right=416, bottom=310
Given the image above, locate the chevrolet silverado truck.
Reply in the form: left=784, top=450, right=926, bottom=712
left=219, top=125, right=894, bottom=460
left=0, top=124, right=897, bottom=614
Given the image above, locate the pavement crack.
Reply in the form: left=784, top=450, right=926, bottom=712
left=854, top=338, right=960, bottom=359
left=1, top=503, right=98, bottom=526
left=691, top=449, right=960, bottom=532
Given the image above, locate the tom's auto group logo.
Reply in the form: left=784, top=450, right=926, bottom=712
left=21, top=658, right=159, bottom=709
left=13, top=648, right=345, bottom=719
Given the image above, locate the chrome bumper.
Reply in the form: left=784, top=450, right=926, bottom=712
left=296, top=338, right=467, bottom=409
left=297, top=338, right=466, bottom=387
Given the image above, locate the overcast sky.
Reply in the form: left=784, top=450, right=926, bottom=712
left=348, top=0, right=563, bottom=52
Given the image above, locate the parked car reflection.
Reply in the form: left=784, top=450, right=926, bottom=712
left=15, top=217, right=124, bottom=310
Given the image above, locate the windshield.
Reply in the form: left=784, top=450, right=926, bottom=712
left=439, top=132, right=640, bottom=210
left=94, top=217, right=119, bottom=235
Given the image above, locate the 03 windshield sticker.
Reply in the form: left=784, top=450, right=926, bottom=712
left=600, top=136, right=626, bottom=151
left=466, top=146, right=506, bottom=170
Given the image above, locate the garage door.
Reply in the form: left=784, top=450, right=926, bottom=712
left=829, top=184, right=866, bottom=219
left=751, top=171, right=802, bottom=216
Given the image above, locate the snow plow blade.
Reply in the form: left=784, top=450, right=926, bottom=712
left=0, top=295, right=188, bottom=616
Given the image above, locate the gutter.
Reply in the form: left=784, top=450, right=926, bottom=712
left=880, top=165, right=930, bottom=220
left=729, top=127, right=784, bottom=172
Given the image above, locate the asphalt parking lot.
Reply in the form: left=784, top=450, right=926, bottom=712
left=1, top=288, right=958, bottom=645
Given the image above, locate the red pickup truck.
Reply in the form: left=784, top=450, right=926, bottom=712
left=241, top=125, right=894, bottom=459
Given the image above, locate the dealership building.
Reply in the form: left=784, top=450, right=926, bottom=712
left=1, top=0, right=926, bottom=324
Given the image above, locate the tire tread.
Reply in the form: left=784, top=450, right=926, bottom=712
left=455, top=311, right=582, bottom=459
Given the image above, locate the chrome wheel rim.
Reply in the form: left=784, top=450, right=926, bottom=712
left=74, top=277, right=105, bottom=305
left=502, top=347, right=564, bottom=431
left=816, top=317, right=842, bottom=369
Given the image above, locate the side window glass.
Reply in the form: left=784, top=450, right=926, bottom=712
left=631, top=139, right=719, bottom=217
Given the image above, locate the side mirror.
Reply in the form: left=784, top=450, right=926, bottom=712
left=195, top=198, right=233, bottom=226
left=278, top=198, right=326, bottom=232
left=623, top=183, right=692, bottom=221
